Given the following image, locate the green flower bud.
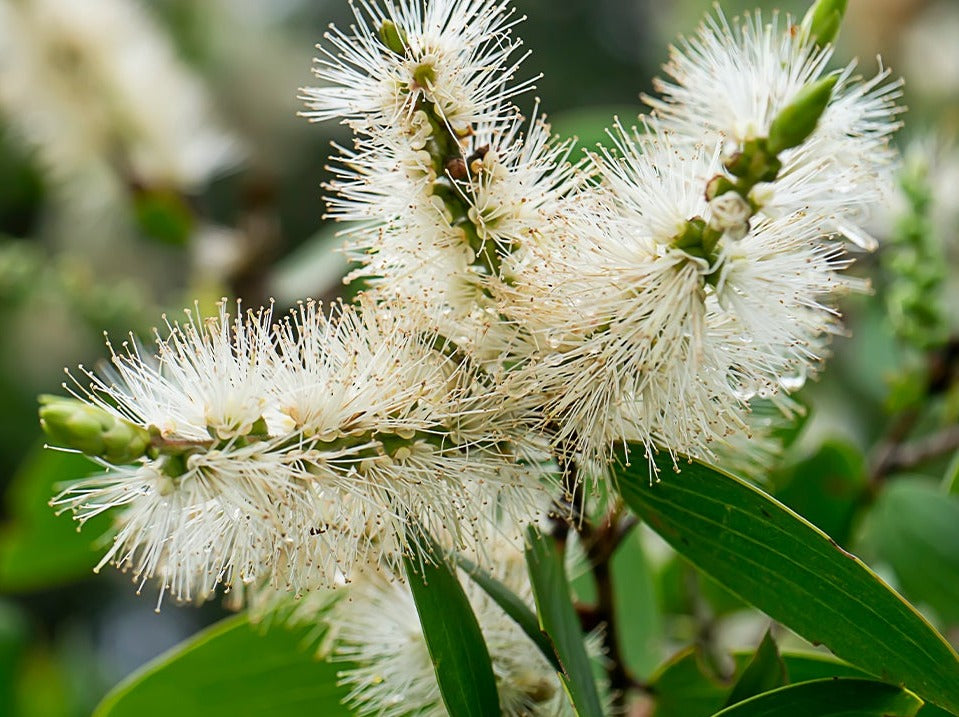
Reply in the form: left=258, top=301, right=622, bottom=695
left=672, top=217, right=706, bottom=253
left=767, top=75, right=838, bottom=156
left=39, top=395, right=150, bottom=464
left=724, top=139, right=782, bottom=184
left=671, top=217, right=721, bottom=262
left=705, top=174, right=739, bottom=202
left=801, top=0, right=848, bottom=47
left=378, top=20, right=408, bottom=56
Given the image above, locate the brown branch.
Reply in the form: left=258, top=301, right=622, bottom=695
left=874, top=424, right=959, bottom=476
left=868, top=409, right=920, bottom=485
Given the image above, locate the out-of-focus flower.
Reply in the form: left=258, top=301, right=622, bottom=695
left=328, top=530, right=576, bottom=717
left=0, top=0, right=241, bottom=197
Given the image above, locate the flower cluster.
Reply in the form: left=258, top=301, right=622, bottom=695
left=302, top=0, right=901, bottom=468
left=42, top=299, right=545, bottom=607
left=38, top=0, right=905, bottom=711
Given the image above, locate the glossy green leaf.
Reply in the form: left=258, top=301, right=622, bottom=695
left=777, top=652, right=866, bottom=683
left=404, top=531, right=500, bottom=717
left=862, top=478, right=959, bottom=624
left=0, top=446, right=113, bottom=591
left=723, top=631, right=786, bottom=707
left=94, top=613, right=351, bottom=717
left=525, top=526, right=603, bottom=717
left=711, top=678, right=922, bottom=717
left=616, top=450, right=959, bottom=714
left=457, top=556, right=561, bottom=671
left=611, top=529, right=662, bottom=678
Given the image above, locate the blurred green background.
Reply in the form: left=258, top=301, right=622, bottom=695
left=0, top=0, right=957, bottom=714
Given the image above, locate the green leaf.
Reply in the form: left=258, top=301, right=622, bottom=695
left=772, top=440, right=866, bottom=545
left=710, top=678, right=922, bottom=717
left=0, top=446, right=113, bottom=591
left=616, top=450, right=959, bottom=714
left=724, top=631, right=786, bottom=707
left=525, top=526, right=603, bottom=717
left=649, top=647, right=731, bottom=717
left=649, top=649, right=871, bottom=717
left=404, top=530, right=500, bottom=717
left=457, top=556, right=562, bottom=671
left=862, top=478, right=959, bottom=624
left=93, top=613, right=351, bottom=717
left=611, top=529, right=662, bottom=678
left=777, top=652, right=867, bottom=683
left=942, top=448, right=959, bottom=495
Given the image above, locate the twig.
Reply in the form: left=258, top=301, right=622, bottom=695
left=868, top=409, right=919, bottom=484
left=874, top=425, right=959, bottom=476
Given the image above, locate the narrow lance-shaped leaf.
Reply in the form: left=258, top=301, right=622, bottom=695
left=615, top=449, right=959, bottom=714
left=403, top=526, right=500, bottom=717
left=710, top=678, right=922, bottom=717
left=525, top=526, right=604, bottom=717
left=457, top=555, right=562, bottom=671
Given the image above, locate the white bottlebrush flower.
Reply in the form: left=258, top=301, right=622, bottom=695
left=268, top=298, right=548, bottom=588
left=644, top=9, right=902, bottom=250
left=303, top=0, right=581, bottom=362
left=325, top=102, right=579, bottom=364
left=0, top=0, right=241, bottom=194
left=50, top=299, right=546, bottom=604
left=300, top=0, right=533, bottom=137
left=505, top=126, right=863, bottom=464
left=329, top=530, right=576, bottom=717
left=53, top=301, right=312, bottom=607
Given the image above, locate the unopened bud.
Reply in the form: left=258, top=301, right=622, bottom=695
left=672, top=217, right=722, bottom=260
left=705, top=175, right=739, bottom=202
left=445, top=157, right=468, bottom=180
left=709, top=191, right=752, bottom=240
left=767, top=75, right=838, bottom=156
left=801, top=0, right=848, bottom=46
left=378, top=20, right=408, bottom=56
left=39, top=395, right=150, bottom=464
left=724, top=139, right=782, bottom=183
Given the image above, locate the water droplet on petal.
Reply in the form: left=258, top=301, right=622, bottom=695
left=779, top=367, right=807, bottom=392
